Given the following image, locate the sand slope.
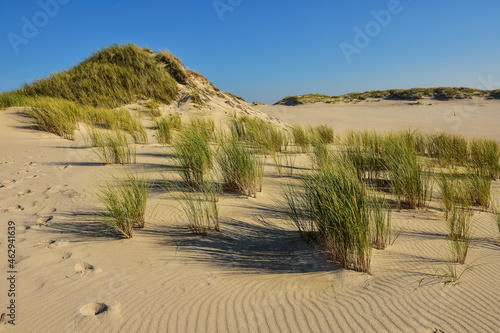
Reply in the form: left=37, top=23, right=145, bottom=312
left=0, top=103, right=499, bottom=332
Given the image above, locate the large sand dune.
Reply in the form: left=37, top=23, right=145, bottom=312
left=0, top=100, right=499, bottom=332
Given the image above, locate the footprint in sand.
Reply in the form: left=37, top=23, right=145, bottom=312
left=17, top=225, right=30, bottom=233
left=0, top=180, right=16, bottom=189
left=4, top=205, right=24, bottom=212
left=15, top=170, right=30, bottom=175
left=41, top=239, right=68, bottom=249
left=36, top=216, right=53, bottom=227
left=74, top=262, right=101, bottom=276
left=61, top=252, right=72, bottom=260
left=80, top=303, right=108, bottom=316
left=17, top=189, right=33, bottom=197
left=21, top=174, right=39, bottom=180
left=25, top=162, right=37, bottom=168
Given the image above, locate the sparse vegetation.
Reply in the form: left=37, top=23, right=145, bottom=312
left=173, top=126, right=213, bottom=185
left=95, top=170, right=150, bottom=238
left=312, top=124, right=334, bottom=144
left=154, top=117, right=174, bottom=144
left=383, top=133, right=432, bottom=209
left=90, top=128, right=136, bottom=164
left=216, top=134, right=264, bottom=197
left=275, top=87, right=497, bottom=105
left=291, top=124, right=309, bottom=153
left=446, top=201, right=473, bottom=265
left=370, top=195, right=392, bottom=250
left=172, top=180, right=221, bottom=235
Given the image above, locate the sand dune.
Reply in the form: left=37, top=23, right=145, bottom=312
left=0, top=100, right=499, bottom=332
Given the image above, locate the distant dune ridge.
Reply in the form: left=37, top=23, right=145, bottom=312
left=276, top=87, right=500, bottom=106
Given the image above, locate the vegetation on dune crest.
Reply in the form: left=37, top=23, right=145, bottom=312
left=18, top=44, right=178, bottom=108
left=275, top=87, right=499, bottom=105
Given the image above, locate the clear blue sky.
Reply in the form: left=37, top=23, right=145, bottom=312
left=1, top=0, right=499, bottom=104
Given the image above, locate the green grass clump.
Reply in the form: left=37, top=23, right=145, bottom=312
left=154, top=117, right=174, bottom=144
left=465, top=168, right=491, bottom=210
left=91, top=129, right=136, bottom=164
left=313, top=124, right=334, bottom=144
left=229, top=115, right=284, bottom=154
left=145, top=100, right=161, bottom=118
left=370, top=195, right=392, bottom=250
left=216, top=134, right=264, bottom=197
left=169, top=113, right=182, bottom=130
left=18, top=44, right=178, bottom=108
left=291, top=124, right=309, bottom=153
left=446, top=201, right=473, bottom=265
left=173, top=126, right=213, bottom=185
left=311, top=138, right=332, bottom=170
left=189, top=117, right=216, bottom=142
left=302, top=158, right=372, bottom=273
left=95, top=171, right=151, bottom=238
left=469, top=138, right=500, bottom=179
left=383, top=133, right=432, bottom=209
left=27, top=99, right=80, bottom=140
left=154, top=49, right=188, bottom=84
left=428, top=132, right=469, bottom=165
left=0, top=92, right=29, bottom=109
left=173, top=180, right=221, bottom=235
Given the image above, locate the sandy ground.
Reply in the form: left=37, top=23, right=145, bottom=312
left=0, top=101, right=499, bottom=332
left=255, top=98, right=500, bottom=139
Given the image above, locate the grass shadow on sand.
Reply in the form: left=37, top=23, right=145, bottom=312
left=143, top=216, right=340, bottom=274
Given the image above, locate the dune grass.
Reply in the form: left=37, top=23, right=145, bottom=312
left=291, top=124, right=309, bottom=153
left=446, top=201, right=473, bottom=265
left=229, top=115, right=285, bottom=154
left=272, top=152, right=297, bottom=177
left=89, top=128, right=136, bottom=164
left=19, top=44, right=178, bottom=108
left=302, top=157, right=372, bottom=273
left=173, top=180, right=221, bottom=235
left=154, top=49, right=188, bottom=84
left=27, top=101, right=80, bottom=140
left=95, top=170, right=151, bottom=238
left=311, top=138, right=332, bottom=170
left=312, top=124, right=334, bottom=144
left=469, top=138, right=500, bottom=179
left=370, top=195, right=392, bottom=250
left=154, top=117, right=174, bottom=144
left=145, top=99, right=161, bottom=118
left=383, top=133, right=432, bottom=209
left=0, top=92, right=29, bottom=109
left=173, top=126, right=213, bottom=185
left=189, top=116, right=216, bottom=142
left=169, top=112, right=182, bottom=130
left=427, top=132, right=469, bottom=166
left=216, top=134, right=264, bottom=197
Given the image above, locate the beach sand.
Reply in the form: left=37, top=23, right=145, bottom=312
left=0, top=99, right=499, bottom=332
